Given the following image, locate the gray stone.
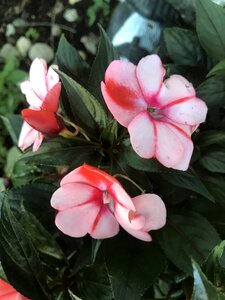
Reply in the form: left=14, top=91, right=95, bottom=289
left=51, top=24, right=62, bottom=37
left=63, top=8, right=79, bottom=22
left=29, top=43, right=54, bottom=63
left=0, top=43, right=20, bottom=60
left=16, top=36, right=32, bottom=57
left=81, top=33, right=98, bottom=55
left=5, top=24, right=16, bottom=36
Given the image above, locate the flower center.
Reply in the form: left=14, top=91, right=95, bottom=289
left=103, top=191, right=114, bottom=212
left=147, top=107, right=164, bottom=119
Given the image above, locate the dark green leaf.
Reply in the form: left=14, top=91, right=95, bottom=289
left=0, top=196, right=49, bottom=299
left=192, top=260, right=225, bottom=300
left=200, top=151, right=225, bottom=173
left=203, top=240, right=225, bottom=292
left=105, top=234, right=166, bottom=300
left=88, top=25, right=119, bottom=109
left=204, top=176, right=225, bottom=210
left=20, top=137, right=100, bottom=169
left=197, top=76, right=225, bottom=108
left=160, top=171, right=214, bottom=201
left=100, top=119, right=118, bottom=147
left=164, top=27, right=204, bottom=66
left=196, top=0, right=225, bottom=61
left=207, top=59, right=225, bottom=77
left=55, top=34, right=89, bottom=86
left=157, top=212, right=220, bottom=275
left=197, top=130, right=225, bottom=148
left=58, top=70, right=107, bottom=135
left=0, top=114, right=23, bottom=145
left=68, top=290, right=82, bottom=300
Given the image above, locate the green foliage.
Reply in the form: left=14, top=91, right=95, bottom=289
left=87, top=0, right=110, bottom=27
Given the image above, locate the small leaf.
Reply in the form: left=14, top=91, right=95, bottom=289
left=88, top=25, right=119, bottom=110
left=105, top=234, right=166, bottom=300
left=0, top=114, right=23, bottom=145
left=0, top=195, right=49, bottom=299
left=200, top=151, right=225, bottom=173
left=192, top=260, right=225, bottom=300
left=58, top=70, right=107, bottom=135
left=164, top=27, right=205, bottom=66
left=157, top=212, right=221, bottom=275
left=196, top=0, right=225, bottom=61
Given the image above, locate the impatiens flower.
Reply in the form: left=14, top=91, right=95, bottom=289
left=18, top=58, right=63, bottom=151
left=0, top=279, right=28, bottom=300
left=101, top=55, right=208, bottom=170
left=51, top=164, right=166, bottom=241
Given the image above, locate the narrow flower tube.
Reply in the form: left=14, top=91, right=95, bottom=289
left=51, top=164, right=166, bottom=241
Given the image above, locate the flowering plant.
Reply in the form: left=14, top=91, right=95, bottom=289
left=1, top=0, right=225, bottom=299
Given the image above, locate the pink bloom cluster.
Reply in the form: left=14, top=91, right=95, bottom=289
left=101, top=54, right=208, bottom=170
left=51, top=164, right=166, bottom=241
left=0, top=279, right=28, bottom=300
left=18, top=58, right=62, bottom=152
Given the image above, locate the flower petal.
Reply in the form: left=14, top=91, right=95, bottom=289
left=55, top=202, right=100, bottom=237
left=163, top=121, right=194, bottom=171
left=161, top=97, right=208, bottom=126
left=46, top=65, right=59, bottom=90
left=51, top=182, right=102, bottom=210
left=155, top=121, right=184, bottom=169
left=157, top=75, right=195, bottom=107
left=136, top=54, right=166, bottom=106
left=0, top=279, right=28, bottom=299
left=29, top=58, right=48, bottom=100
left=128, top=111, right=155, bottom=159
left=32, top=133, right=44, bottom=152
left=90, top=205, right=119, bottom=239
left=132, top=194, right=166, bottom=231
left=20, top=81, right=43, bottom=108
left=18, top=121, right=38, bottom=150
left=21, top=109, right=64, bottom=136
left=101, top=60, right=147, bottom=127
left=41, top=82, right=61, bottom=112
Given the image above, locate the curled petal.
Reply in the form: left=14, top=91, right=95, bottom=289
left=21, top=109, right=65, bottom=137
left=161, top=97, right=208, bottom=126
left=101, top=60, right=147, bottom=127
left=128, top=111, right=155, bottom=159
left=29, top=58, right=48, bottom=100
left=158, top=75, right=196, bottom=107
left=132, top=194, right=166, bottom=231
left=136, top=54, right=166, bottom=106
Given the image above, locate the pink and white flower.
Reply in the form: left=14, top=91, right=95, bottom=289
left=18, top=58, right=62, bottom=152
left=0, top=279, right=28, bottom=300
left=51, top=164, right=166, bottom=241
left=101, top=55, right=208, bottom=170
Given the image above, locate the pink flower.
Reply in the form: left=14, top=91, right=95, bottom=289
left=18, top=58, right=62, bottom=152
left=0, top=279, right=28, bottom=300
left=101, top=55, right=208, bottom=170
left=51, top=164, right=166, bottom=241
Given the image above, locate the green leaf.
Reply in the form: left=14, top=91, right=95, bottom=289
left=0, top=195, right=49, bottom=299
left=68, top=290, right=82, bottom=300
left=192, top=260, right=225, bottom=300
left=203, top=241, right=225, bottom=292
left=197, top=130, right=225, bottom=148
left=105, top=234, right=166, bottom=300
left=120, top=150, right=174, bottom=173
left=58, top=70, right=107, bottom=135
left=20, top=210, right=67, bottom=266
left=0, top=114, right=23, bottom=145
left=55, top=34, right=89, bottom=86
left=204, top=176, right=225, bottom=210
left=207, top=59, right=225, bottom=77
left=100, top=119, right=118, bottom=147
left=20, top=137, right=100, bottom=169
left=164, top=27, right=204, bottom=66
left=197, top=76, right=225, bottom=108
left=196, top=0, right=225, bottom=61
left=88, top=25, right=119, bottom=110
left=160, top=171, right=214, bottom=201
left=77, top=263, right=112, bottom=300
left=157, top=212, right=221, bottom=275
left=200, top=151, right=225, bottom=173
